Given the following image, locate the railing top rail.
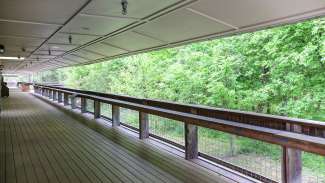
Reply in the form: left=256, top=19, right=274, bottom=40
left=34, top=84, right=325, bottom=129
left=34, top=84, right=325, bottom=155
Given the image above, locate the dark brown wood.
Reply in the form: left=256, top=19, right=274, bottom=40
left=34, top=85, right=325, bottom=156
left=34, top=85, right=325, bottom=130
left=53, top=91, right=57, bottom=101
left=112, top=105, right=120, bottom=127
left=185, top=123, right=198, bottom=160
left=71, top=95, right=77, bottom=109
left=94, top=100, right=100, bottom=119
left=81, top=97, right=87, bottom=113
left=58, top=92, right=62, bottom=103
left=49, top=90, right=53, bottom=99
left=282, top=124, right=302, bottom=183
left=139, top=112, right=149, bottom=139
left=63, top=93, right=69, bottom=106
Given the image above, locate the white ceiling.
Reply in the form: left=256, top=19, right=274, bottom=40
left=1, top=0, right=325, bottom=73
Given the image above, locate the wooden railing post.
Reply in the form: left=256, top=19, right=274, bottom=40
left=63, top=93, right=69, bottom=106
left=58, top=92, right=62, bottom=103
left=53, top=90, right=57, bottom=101
left=185, top=108, right=198, bottom=160
left=282, top=124, right=302, bottom=183
left=81, top=98, right=87, bottom=113
left=112, top=105, right=120, bottom=127
left=94, top=100, right=101, bottom=119
left=71, top=95, right=77, bottom=109
left=139, top=111, right=149, bottom=139
left=49, top=90, right=53, bottom=99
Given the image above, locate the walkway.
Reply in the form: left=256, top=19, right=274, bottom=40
left=0, top=90, right=233, bottom=183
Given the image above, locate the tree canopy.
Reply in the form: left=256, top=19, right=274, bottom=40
left=34, top=17, right=325, bottom=121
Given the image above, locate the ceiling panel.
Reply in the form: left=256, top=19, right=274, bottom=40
left=63, top=54, right=88, bottom=63
left=39, top=43, right=79, bottom=52
left=84, top=42, right=127, bottom=56
left=0, top=0, right=87, bottom=24
left=74, top=50, right=106, bottom=60
left=0, top=36, right=45, bottom=47
left=2, top=51, right=30, bottom=57
left=0, top=21, right=60, bottom=38
left=34, top=50, right=66, bottom=56
left=103, top=31, right=164, bottom=51
left=134, top=8, right=232, bottom=43
left=48, top=60, right=70, bottom=67
left=55, top=57, right=76, bottom=65
left=83, top=0, right=181, bottom=19
left=29, top=55, right=56, bottom=60
left=189, top=0, right=325, bottom=28
left=48, top=33, right=99, bottom=45
left=61, top=14, right=135, bottom=36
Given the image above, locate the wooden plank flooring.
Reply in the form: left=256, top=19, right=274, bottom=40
left=0, top=90, right=232, bottom=183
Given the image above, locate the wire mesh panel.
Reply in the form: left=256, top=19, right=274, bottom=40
left=86, top=99, right=94, bottom=113
left=149, top=115, right=185, bottom=147
left=198, top=127, right=282, bottom=182
left=101, top=103, right=112, bottom=119
left=120, top=108, right=139, bottom=130
left=302, top=152, right=325, bottom=183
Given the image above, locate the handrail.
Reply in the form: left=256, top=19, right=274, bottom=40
left=32, top=83, right=325, bottom=182
left=34, top=84, right=325, bottom=129
left=33, top=83, right=325, bottom=155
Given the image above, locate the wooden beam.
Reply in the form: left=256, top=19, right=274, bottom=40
left=185, top=109, right=199, bottom=160
left=49, top=90, right=53, bottom=99
left=58, top=92, right=62, bottom=103
left=185, top=124, right=198, bottom=160
left=53, top=91, right=57, bottom=101
left=139, top=112, right=149, bottom=139
left=282, top=124, right=302, bottom=183
left=112, top=105, right=120, bottom=127
left=71, top=95, right=77, bottom=109
left=63, top=93, right=69, bottom=106
left=94, top=100, right=101, bottom=119
left=81, top=98, right=87, bottom=113
left=34, top=85, right=325, bottom=156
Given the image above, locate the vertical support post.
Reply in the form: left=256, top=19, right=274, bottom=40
left=81, top=97, right=87, bottom=113
left=184, top=108, right=198, bottom=160
left=282, top=124, right=302, bottom=183
left=49, top=90, right=53, bottom=99
left=63, top=93, right=69, bottom=106
left=71, top=95, right=76, bottom=109
left=58, top=92, right=62, bottom=103
left=94, top=100, right=101, bottom=119
left=41, top=88, right=44, bottom=96
left=112, top=105, right=120, bottom=127
left=139, top=111, right=149, bottom=139
left=53, top=91, right=57, bottom=101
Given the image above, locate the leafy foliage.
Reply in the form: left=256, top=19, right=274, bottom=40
left=35, top=17, right=325, bottom=121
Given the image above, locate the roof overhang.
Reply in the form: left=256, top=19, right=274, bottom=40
left=1, top=0, right=325, bottom=73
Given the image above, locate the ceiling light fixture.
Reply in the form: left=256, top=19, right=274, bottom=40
left=121, top=0, right=128, bottom=15
left=0, top=56, right=25, bottom=60
left=69, top=35, right=72, bottom=44
left=0, top=45, right=5, bottom=54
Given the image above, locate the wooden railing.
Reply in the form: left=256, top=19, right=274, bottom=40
left=31, top=83, right=325, bottom=183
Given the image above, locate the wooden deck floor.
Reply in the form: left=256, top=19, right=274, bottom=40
left=0, top=91, right=234, bottom=183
